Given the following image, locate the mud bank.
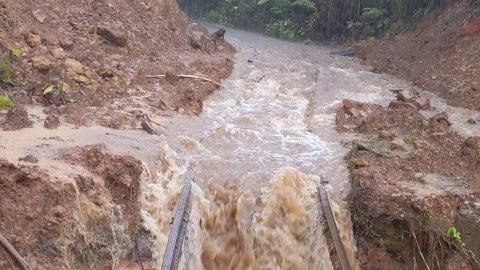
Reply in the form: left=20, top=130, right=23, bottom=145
left=337, top=92, right=480, bottom=269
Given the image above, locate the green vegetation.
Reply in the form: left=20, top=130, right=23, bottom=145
left=0, top=95, right=14, bottom=109
left=9, top=48, right=21, bottom=58
left=447, top=226, right=464, bottom=247
left=0, top=55, right=12, bottom=83
left=447, top=226, right=480, bottom=268
left=178, top=0, right=455, bottom=40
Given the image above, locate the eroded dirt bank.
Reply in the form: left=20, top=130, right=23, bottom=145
left=0, top=145, right=148, bottom=269
left=336, top=91, right=480, bottom=269
left=0, top=0, right=234, bottom=269
left=357, top=0, right=480, bottom=111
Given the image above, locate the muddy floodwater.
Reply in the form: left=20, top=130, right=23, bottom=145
left=3, top=24, right=480, bottom=270
left=141, top=25, right=480, bottom=270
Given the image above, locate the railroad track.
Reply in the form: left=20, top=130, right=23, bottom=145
left=160, top=176, right=352, bottom=270
left=161, top=176, right=193, bottom=270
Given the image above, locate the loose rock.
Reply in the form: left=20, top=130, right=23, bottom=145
left=59, top=36, right=74, bottom=49
left=32, top=9, right=47, bottom=23
left=391, top=138, right=407, bottom=151
left=26, top=33, right=42, bottom=47
left=97, top=23, right=129, bottom=47
left=44, top=114, right=61, bottom=129
left=4, top=106, right=33, bottom=130
left=350, top=107, right=360, bottom=117
left=18, top=155, right=39, bottom=163
left=388, top=100, right=418, bottom=111
left=51, top=47, right=65, bottom=59
left=352, top=158, right=369, bottom=167
left=429, top=112, right=452, bottom=126
left=31, top=56, right=52, bottom=71
left=413, top=98, right=431, bottom=110
left=359, top=110, right=368, bottom=117
left=343, top=99, right=364, bottom=110
left=467, top=118, right=476, bottom=125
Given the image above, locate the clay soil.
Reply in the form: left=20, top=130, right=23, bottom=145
left=0, top=0, right=234, bottom=269
left=357, top=0, right=480, bottom=111
left=337, top=94, right=480, bottom=270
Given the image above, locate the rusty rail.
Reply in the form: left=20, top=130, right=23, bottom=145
left=161, top=176, right=193, bottom=270
left=318, top=186, right=353, bottom=270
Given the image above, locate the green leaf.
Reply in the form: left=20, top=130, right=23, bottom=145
left=43, top=85, right=55, bottom=96
left=58, top=81, right=64, bottom=92
left=0, top=96, right=14, bottom=108
left=9, top=48, right=21, bottom=58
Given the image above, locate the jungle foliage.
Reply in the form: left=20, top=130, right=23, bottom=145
left=178, top=0, right=456, bottom=40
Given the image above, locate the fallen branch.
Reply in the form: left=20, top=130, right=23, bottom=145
left=0, top=232, right=32, bottom=270
left=146, top=74, right=223, bottom=87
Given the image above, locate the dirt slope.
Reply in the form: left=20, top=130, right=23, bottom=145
left=357, top=0, right=480, bottom=111
left=0, top=0, right=234, bottom=130
left=337, top=93, right=480, bottom=270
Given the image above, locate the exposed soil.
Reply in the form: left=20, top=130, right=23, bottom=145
left=0, top=0, right=234, bottom=130
left=357, top=0, right=480, bottom=111
left=336, top=94, right=480, bottom=270
left=0, top=0, right=234, bottom=269
left=0, top=144, right=154, bottom=269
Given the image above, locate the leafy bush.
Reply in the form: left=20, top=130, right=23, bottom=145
left=266, top=19, right=300, bottom=40
left=360, top=8, right=389, bottom=36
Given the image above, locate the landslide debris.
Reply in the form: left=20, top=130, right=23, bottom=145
left=0, top=0, right=234, bottom=131
left=337, top=93, right=480, bottom=270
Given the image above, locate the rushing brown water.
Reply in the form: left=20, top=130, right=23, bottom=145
left=141, top=24, right=480, bottom=269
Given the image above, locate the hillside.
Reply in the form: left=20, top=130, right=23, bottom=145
left=358, top=0, right=480, bottom=111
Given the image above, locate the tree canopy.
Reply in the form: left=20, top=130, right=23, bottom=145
left=178, top=0, right=455, bottom=41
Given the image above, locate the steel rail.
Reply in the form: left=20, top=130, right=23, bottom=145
left=161, top=176, right=193, bottom=270
left=319, top=187, right=353, bottom=270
